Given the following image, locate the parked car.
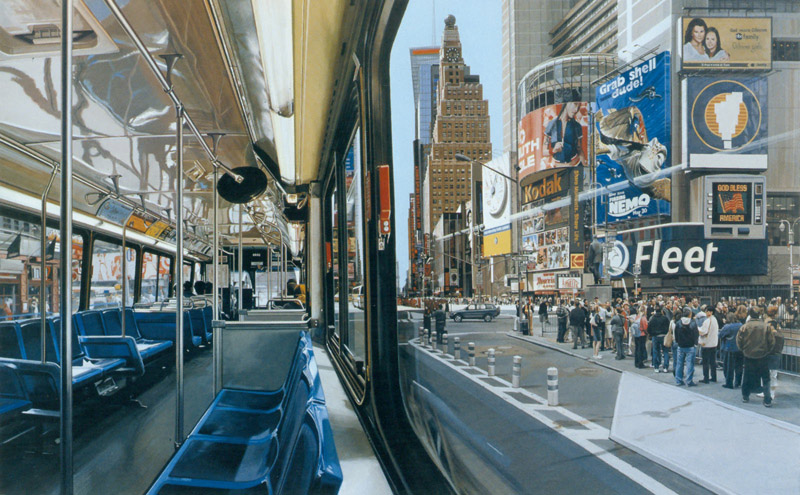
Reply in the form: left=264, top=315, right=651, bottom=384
left=451, top=303, right=501, bottom=322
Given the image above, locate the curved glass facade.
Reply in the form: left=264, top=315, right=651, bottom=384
left=517, top=53, right=617, bottom=118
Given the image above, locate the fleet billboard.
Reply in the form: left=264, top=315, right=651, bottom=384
left=517, top=102, right=589, bottom=179
left=600, top=225, right=767, bottom=278
left=595, top=51, right=671, bottom=224
left=482, top=153, right=512, bottom=257
left=687, top=77, right=768, bottom=170
left=681, top=17, right=771, bottom=71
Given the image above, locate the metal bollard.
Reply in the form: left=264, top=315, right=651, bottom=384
left=513, top=316, right=519, bottom=332
left=512, top=355, right=521, bottom=388
left=488, top=348, right=496, bottom=376
left=419, top=326, right=424, bottom=343
left=454, top=337, right=461, bottom=360
left=547, top=367, right=559, bottom=406
left=424, top=329, right=430, bottom=347
left=468, top=342, right=476, bottom=366
left=431, top=331, right=437, bottom=350
left=442, top=332, right=448, bottom=353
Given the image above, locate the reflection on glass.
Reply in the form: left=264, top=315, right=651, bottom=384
left=332, top=180, right=340, bottom=338
left=89, top=239, right=128, bottom=309
left=345, top=129, right=366, bottom=359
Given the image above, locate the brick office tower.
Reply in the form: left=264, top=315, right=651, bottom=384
left=424, top=15, right=492, bottom=235
left=423, top=15, right=492, bottom=296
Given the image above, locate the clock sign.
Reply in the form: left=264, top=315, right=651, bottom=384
left=485, top=170, right=507, bottom=217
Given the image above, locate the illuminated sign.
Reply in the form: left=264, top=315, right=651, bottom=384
left=712, top=182, right=751, bottom=225
left=703, top=175, right=765, bottom=239
left=521, top=168, right=570, bottom=204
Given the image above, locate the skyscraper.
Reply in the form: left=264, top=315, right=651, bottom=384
left=424, top=15, right=491, bottom=234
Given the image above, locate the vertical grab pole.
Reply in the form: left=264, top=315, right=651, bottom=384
left=238, top=207, right=243, bottom=314
left=121, top=212, right=132, bottom=337
left=212, top=163, right=220, bottom=393
left=175, top=104, right=185, bottom=448
left=59, top=0, right=74, bottom=492
left=40, top=166, right=58, bottom=364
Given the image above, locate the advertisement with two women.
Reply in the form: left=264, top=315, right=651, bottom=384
left=681, top=17, right=771, bottom=71
left=594, top=51, right=672, bottom=224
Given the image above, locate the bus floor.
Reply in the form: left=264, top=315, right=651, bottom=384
left=312, top=344, right=392, bottom=495
left=0, top=351, right=215, bottom=495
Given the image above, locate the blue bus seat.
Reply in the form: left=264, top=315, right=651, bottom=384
left=77, top=336, right=145, bottom=377
left=0, top=363, right=32, bottom=423
left=147, top=328, right=341, bottom=494
left=47, top=317, right=128, bottom=382
left=100, top=309, right=172, bottom=361
left=73, top=310, right=106, bottom=337
left=17, top=319, right=58, bottom=363
left=0, top=358, right=60, bottom=410
left=0, top=321, right=23, bottom=359
left=202, top=306, right=212, bottom=332
left=188, top=309, right=212, bottom=345
left=133, top=311, right=201, bottom=350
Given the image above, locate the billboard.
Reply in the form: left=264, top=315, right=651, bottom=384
left=687, top=77, right=768, bottom=170
left=482, top=153, right=512, bottom=257
left=681, top=17, right=771, bottom=71
left=703, top=175, right=766, bottom=239
left=531, top=271, right=558, bottom=291
left=600, top=225, right=767, bottom=278
left=557, top=272, right=582, bottom=290
left=523, top=226, right=570, bottom=272
left=521, top=168, right=571, bottom=205
left=595, top=51, right=671, bottom=224
left=517, top=102, right=589, bottom=179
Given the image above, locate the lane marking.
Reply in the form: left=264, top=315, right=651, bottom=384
left=411, top=340, right=679, bottom=495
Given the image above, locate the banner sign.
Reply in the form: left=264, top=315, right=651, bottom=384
left=681, top=17, right=771, bottom=71
left=557, top=272, right=582, bottom=290
left=703, top=174, right=766, bottom=239
left=532, top=271, right=558, bottom=291
left=595, top=51, right=671, bottom=224
left=601, top=225, right=767, bottom=277
left=517, top=102, right=589, bottom=179
left=687, top=77, right=768, bottom=170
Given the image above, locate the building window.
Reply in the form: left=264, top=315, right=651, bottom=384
left=773, top=40, right=800, bottom=61
left=766, top=194, right=800, bottom=246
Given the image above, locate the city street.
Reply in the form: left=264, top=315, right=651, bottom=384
left=401, top=312, right=800, bottom=494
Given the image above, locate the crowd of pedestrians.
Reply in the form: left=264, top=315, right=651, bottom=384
left=524, top=295, right=789, bottom=409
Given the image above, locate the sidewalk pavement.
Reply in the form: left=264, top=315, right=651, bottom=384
left=508, top=329, right=800, bottom=427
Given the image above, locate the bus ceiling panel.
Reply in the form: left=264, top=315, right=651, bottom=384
left=0, top=0, right=254, bottom=162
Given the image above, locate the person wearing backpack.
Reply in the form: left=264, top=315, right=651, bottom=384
left=674, top=307, right=700, bottom=386
left=648, top=307, right=671, bottom=373
left=609, top=307, right=626, bottom=360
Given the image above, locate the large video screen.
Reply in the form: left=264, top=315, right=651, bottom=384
left=712, top=182, right=752, bottom=225
left=681, top=17, right=771, bottom=71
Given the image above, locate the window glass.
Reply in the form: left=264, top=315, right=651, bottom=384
left=157, top=257, right=171, bottom=300
left=0, top=210, right=81, bottom=319
left=331, top=180, right=340, bottom=339
left=141, top=252, right=158, bottom=303
left=89, top=239, right=129, bottom=309
left=194, top=263, right=202, bottom=283
left=345, top=129, right=366, bottom=360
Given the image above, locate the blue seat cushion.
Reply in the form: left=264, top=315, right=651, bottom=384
left=0, top=397, right=31, bottom=419
left=136, top=341, right=173, bottom=360
left=215, top=389, right=284, bottom=412
left=72, top=363, right=107, bottom=385
left=167, top=436, right=278, bottom=486
left=195, top=407, right=281, bottom=442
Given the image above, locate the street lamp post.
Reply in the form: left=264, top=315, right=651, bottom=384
left=779, top=218, right=800, bottom=299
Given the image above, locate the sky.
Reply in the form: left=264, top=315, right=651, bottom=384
left=390, top=0, right=503, bottom=288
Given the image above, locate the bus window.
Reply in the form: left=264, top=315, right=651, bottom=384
left=0, top=210, right=82, bottom=319
left=141, top=252, right=158, bottom=303
left=89, top=239, right=136, bottom=309
left=345, top=129, right=366, bottom=360
left=158, top=256, right=172, bottom=300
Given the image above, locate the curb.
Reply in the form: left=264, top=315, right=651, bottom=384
left=507, top=331, right=625, bottom=375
